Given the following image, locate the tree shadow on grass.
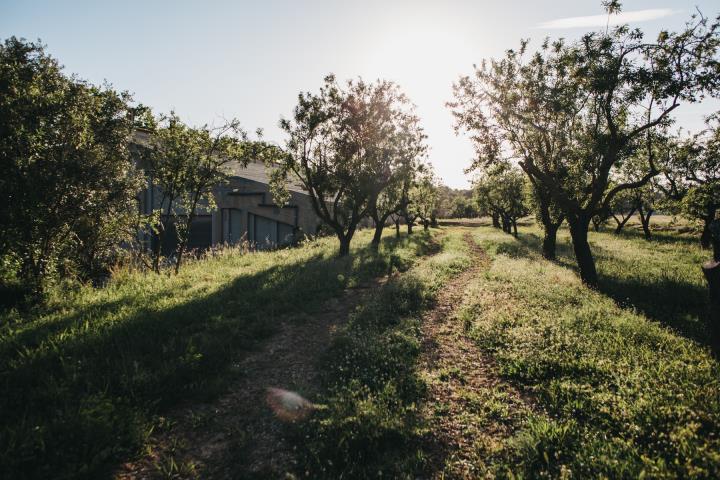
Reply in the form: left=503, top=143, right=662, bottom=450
left=514, top=231, right=710, bottom=346
left=0, top=232, right=435, bottom=480
left=609, top=226, right=700, bottom=247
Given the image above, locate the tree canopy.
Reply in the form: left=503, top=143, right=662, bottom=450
left=451, top=7, right=720, bottom=286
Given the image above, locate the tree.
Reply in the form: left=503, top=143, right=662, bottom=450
left=0, top=37, right=143, bottom=293
left=474, top=164, right=529, bottom=237
left=366, top=97, right=427, bottom=249
left=608, top=188, right=637, bottom=234
left=411, top=167, right=440, bottom=231
left=661, top=116, right=720, bottom=247
left=451, top=6, right=720, bottom=287
left=449, top=195, right=479, bottom=219
left=141, top=113, right=252, bottom=273
left=525, top=180, right=565, bottom=259
left=276, top=75, right=420, bottom=256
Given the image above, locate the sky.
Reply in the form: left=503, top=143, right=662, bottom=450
left=2, top=0, right=719, bottom=188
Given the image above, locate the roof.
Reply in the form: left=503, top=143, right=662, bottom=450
left=131, top=129, right=308, bottom=195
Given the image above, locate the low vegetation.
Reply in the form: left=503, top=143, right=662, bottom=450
left=294, top=229, right=471, bottom=478
left=457, top=226, right=719, bottom=478
left=0, top=230, right=437, bottom=479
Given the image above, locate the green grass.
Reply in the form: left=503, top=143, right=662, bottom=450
left=5, top=222, right=718, bottom=479
left=294, top=229, right=472, bottom=479
left=0, top=229, right=438, bottom=480
left=509, top=225, right=709, bottom=342
left=461, top=226, right=720, bottom=478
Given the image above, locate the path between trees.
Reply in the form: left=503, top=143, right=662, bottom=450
left=116, top=273, right=390, bottom=479
left=418, top=232, right=531, bottom=478
left=117, top=230, right=527, bottom=479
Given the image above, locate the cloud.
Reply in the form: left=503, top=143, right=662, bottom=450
left=537, top=8, right=680, bottom=29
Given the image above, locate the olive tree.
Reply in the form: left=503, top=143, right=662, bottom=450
left=367, top=96, right=427, bottom=249
left=277, top=75, right=421, bottom=256
left=659, top=115, right=720, bottom=247
left=412, top=167, right=440, bottom=231
left=451, top=5, right=720, bottom=287
left=474, top=164, right=529, bottom=237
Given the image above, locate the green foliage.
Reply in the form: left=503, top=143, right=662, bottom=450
left=0, top=37, right=144, bottom=292
left=662, top=116, right=720, bottom=245
left=451, top=9, right=720, bottom=285
left=408, top=165, right=440, bottom=228
left=0, top=230, right=434, bottom=479
left=139, top=113, right=252, bottom=273
left=474, top=164, right=529, bottom=234
left=277, top=75, right=426, bottom=255
left=449, top=195, right=479, bottom=218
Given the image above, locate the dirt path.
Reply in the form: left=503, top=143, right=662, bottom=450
left=116, top=276, right=387, bottom=479
left=418, top=232, right=529, bottom=479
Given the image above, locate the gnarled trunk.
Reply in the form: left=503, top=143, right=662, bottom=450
left=542, top=222, right=560, bottom=261
left=612, top=207, right=636, bottom=234
left=491, top=212, right=501, bottom=229
left=637, top=206, right=653, bottom=240
left=370, top=213, right=388, bottom=250
left=371, top=223, right=383, bottom=250
left=569, top=216, right=598, bottom=288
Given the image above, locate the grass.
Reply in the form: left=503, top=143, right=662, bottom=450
left=294, top=229, right=472, bottom=478
left=460, top=225, right=720, bottom=478
left=4, top=221, right=718, bottom=479
left=511, top=225, right=709, bottom=343
left=0, top=229, right=438, bottom=480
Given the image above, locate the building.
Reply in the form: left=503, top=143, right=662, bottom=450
left=133, top=130, right=324, bottom=253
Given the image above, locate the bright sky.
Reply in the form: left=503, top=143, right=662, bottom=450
left=2, top=0, right=719, bottom=188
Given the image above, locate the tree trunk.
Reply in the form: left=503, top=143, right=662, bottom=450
left=407, top=221, right=413, bottom=235
left=492, top=212, right=501, bottom=229
left=501, top=215, right=510, bottom=234
left=512, top=218, right=518, bottom=237
left=338, top=234, right=351, bottom=257
left=371, top=220, right=384, bottom=250
left=174, top=218, right=191, bottom=275
left=569, top=217, right=598, bottom=288
left=152, top=225, right=163, bottom=273
left=542, top=222, right=560, bottom=261
left=613, top=207, right=636, bottom=234
left=537, top=192, right=562, bottom=260
left=395, top=218, right=400, bottom=238
left=702, top=230, right=720, bottom=353
left=175, top=196, right=202, bottom=275
left=701, top=209, right=716, bottom=249
left=153, top=198, right=175, bottom=273
left=423, top=219, right=429, bottom=231
left=638, top=206, right=653, bottom=240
